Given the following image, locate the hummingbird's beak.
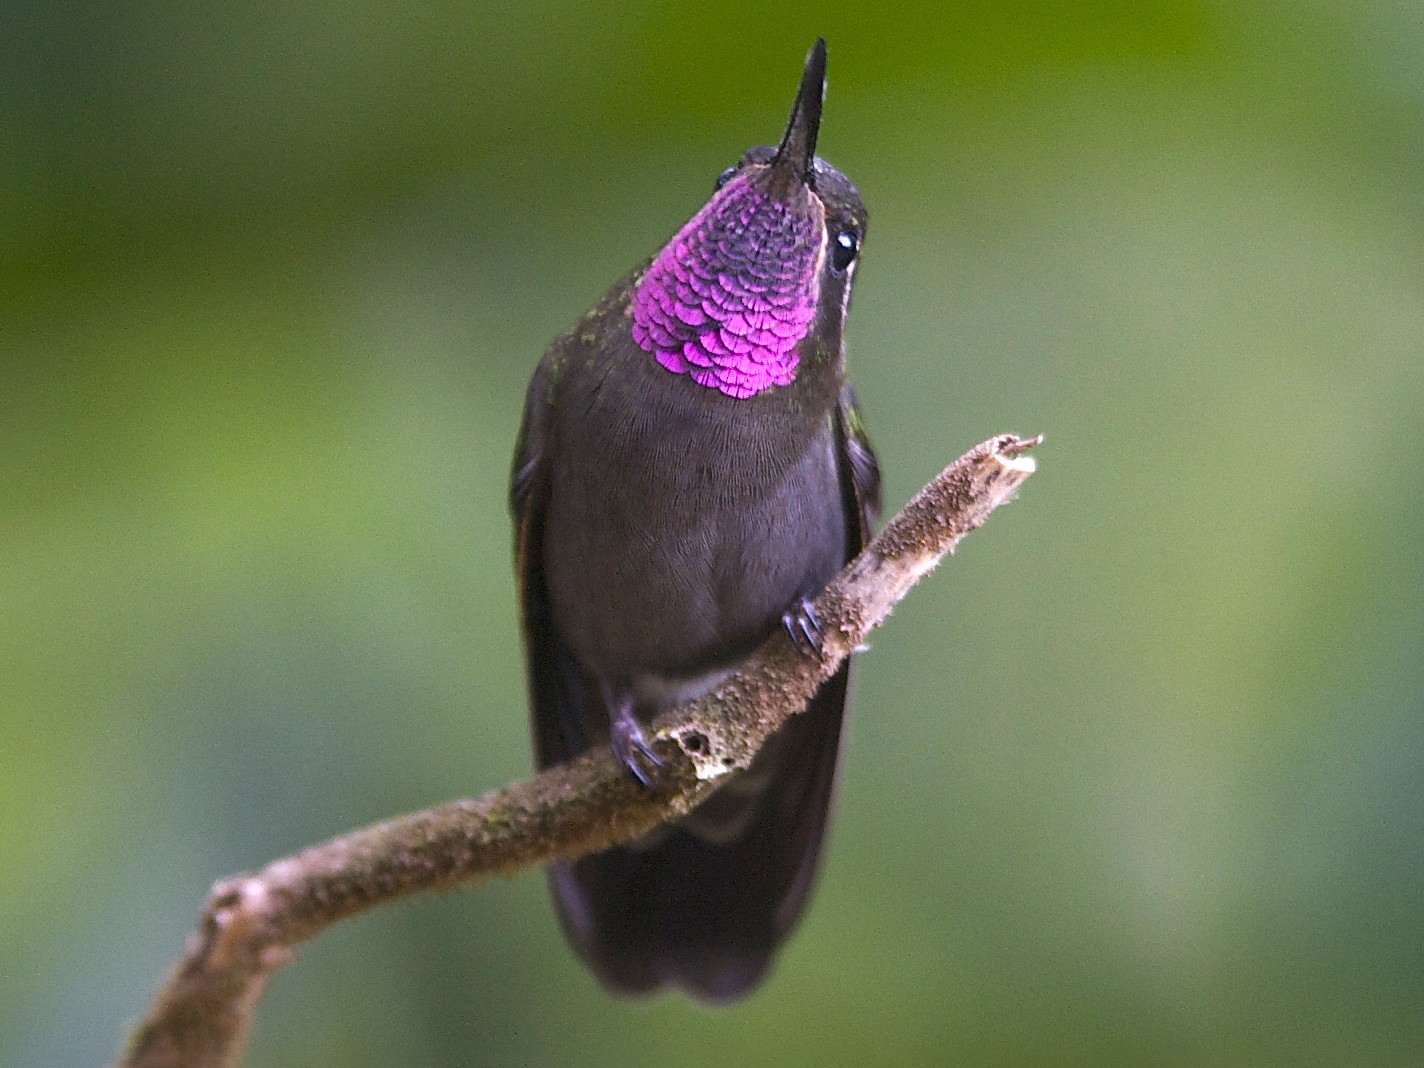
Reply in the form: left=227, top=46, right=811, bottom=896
left=771, top=37, right=826, bottom=189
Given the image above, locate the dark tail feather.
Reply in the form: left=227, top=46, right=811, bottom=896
left=548, top=664, right=850, bottom=1002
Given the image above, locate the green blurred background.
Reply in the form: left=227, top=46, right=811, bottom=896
left=5, top=1, right=1423, bottom=1065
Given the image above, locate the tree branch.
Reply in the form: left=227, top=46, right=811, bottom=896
left=116, top=432, right=1041, bottom=1068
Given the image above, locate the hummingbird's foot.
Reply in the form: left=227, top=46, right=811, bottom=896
left=783, top=596, right=823, bottom=657
left=608, top=699, right=664, bottom=788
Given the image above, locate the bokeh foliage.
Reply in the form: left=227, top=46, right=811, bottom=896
left=5, top=2, right=1423, bottom=1065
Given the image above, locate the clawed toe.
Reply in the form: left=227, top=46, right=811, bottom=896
left=610, top=716, right=664, bottom=789
left=782, top=596, right=823, bottom=657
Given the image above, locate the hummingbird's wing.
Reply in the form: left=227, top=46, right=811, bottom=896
left=836, top=383, right=883, bottom=538
left=511, top=359, right=608, bottom=772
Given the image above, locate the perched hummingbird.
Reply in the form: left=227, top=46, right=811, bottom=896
left=511, top=38, right=880, bottom=1002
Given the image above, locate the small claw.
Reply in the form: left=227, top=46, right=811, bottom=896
left=610, top=710, right=664, bottom=789
left=782, top=596, right=823, bottom=657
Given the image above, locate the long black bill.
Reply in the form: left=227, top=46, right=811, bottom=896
left=772, top=37, right=827, bottom=186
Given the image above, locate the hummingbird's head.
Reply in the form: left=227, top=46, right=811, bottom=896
left=631, top=38, right=866, bottom=400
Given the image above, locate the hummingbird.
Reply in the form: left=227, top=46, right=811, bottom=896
left=510, top=38, right=880, bottom=1002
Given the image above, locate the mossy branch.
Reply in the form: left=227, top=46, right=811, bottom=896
left=117, top=432, right=1041, bottom=1068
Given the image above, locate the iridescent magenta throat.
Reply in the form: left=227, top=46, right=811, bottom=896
left=631, top=172, right=824, bottom=399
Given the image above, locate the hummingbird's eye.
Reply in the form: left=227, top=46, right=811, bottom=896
left=831, top=229, right=859, bottom=271
left=714, top=166, right=737, bottom=190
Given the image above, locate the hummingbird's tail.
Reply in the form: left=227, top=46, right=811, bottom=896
left=545, top=664, right=849, bottom=1002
